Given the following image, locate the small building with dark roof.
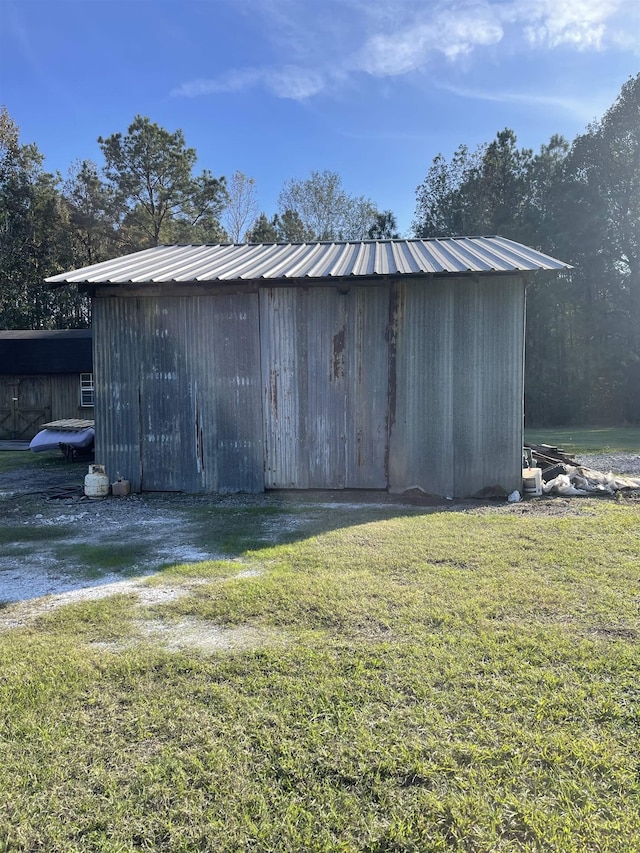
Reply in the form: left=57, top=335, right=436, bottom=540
left=46, top=238, right=570, bottom=497
left=0, top=329, right=93, bottom=440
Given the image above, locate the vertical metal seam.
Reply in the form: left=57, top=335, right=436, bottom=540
left=136, top=298, right=144, bottom=489
left=385, top=281, right=399, bottom=489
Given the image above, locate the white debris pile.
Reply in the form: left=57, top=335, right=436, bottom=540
left=543, top=465, right=640, bottom=496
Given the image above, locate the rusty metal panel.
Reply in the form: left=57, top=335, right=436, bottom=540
left=94, top=294, right=263, bottom=493
left=388, top=280, right=455, bottom=496
left=137, top=297, right=192, bottom=491
left=389, top=276, right=525, bottom=497
left=450, top=280, right=484, bottom=496
left=473, top=277, right=525, bottom=496
left=93, top=276, right=524, bottom=497
left=261, top=288, right=346, bottom=488
left=92, top=296, right=142, bottom=490
left=450, top=277, right=525, bottom=497
left=344, top=286, right=389, bottom=488
left=183, top=294, right=263, bottom=494
left=304, top=288, right=348, bottom=488
left=261, top=286, right=389, bottom=489
left=260, top=288, right=302, bottom=488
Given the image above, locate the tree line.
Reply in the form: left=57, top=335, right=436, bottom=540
left=0, top=112, right=398, bottom=332
left=1, top=73, right=638, bottom=425
left=413, top=74, right=639, bottom=426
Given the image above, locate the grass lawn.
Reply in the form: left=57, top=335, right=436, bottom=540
left=524, top=426, right=640, bottom=455
left=0, top=449, right=68, bottom=474
left=1, top=495, right=639, bottom=851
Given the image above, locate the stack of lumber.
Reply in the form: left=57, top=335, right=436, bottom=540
left=524, top=443, right=579, bottom=469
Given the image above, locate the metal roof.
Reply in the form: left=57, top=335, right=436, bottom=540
left=46, top=237, right=571, bottom=286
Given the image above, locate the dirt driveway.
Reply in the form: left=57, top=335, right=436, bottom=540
left=0, top=452, right=447, bottom=609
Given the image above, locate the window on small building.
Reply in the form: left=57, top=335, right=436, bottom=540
left=80, top=373, right=94, bottom=407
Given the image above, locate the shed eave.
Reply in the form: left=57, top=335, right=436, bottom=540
left=62, top=268, right=543, bottom=292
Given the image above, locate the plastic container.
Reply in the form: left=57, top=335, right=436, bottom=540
left=522, top=467, right=543, bottom=497
left=84, top=463, right=110, bottom=499
left=111, top=477, right=131, bottom=496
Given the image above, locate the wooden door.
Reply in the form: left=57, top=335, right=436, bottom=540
left=0, top=376, right=51, bottom=440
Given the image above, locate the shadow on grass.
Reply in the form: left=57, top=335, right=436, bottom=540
left=187, top=495, right=448, bottom=558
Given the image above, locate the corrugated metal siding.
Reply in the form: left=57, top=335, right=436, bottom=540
left=93, top=298, right=143, bottom=490
left=185, top=294, right=263, bottom=494
left=260, top=286, right=388, bottom=489
left=451, top=280, right=484, bottom=496
left=345, top=287, right=389, bottom=488
left=261, top=288, right=347, bottom=488
left=473, top=278, right=525, bottom=495
left=46, top=237, right=571, bottom=285
left=388, top=276, right=525, bottom=497
left=450, top=278, right=525, bottom=497
left=304, top=289, right=347, bottom=488
left=94, top=294, right=263, bottom=493
left=387, top=281, right=454, bottom=495
left=138, top=297, right=191, bottom=491
left=93, top=274, right=527, bottom=498
left=260, top=288, right=301, bottom=488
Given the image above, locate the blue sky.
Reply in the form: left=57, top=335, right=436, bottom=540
left=1, top=0, right=639, bottom=235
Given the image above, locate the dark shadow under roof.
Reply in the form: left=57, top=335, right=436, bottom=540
left=0, top=329, right=92, bottom=374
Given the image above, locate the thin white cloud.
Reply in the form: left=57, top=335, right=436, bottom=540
left=438, top=83, right=605, bottom=122
left=172, top=0, right=639, bottom=101
left=171, top=66, right=326, bottom=100
left=358, top=4, right=504, bottom=76
left=171, top=69, right=265, bottom=98
left=267, top=66, right=326, bottom=100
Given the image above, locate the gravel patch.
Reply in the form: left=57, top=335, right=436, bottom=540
left=0, top=495, right=219, bottom=603
left=576, top=453, right=640, bottom=476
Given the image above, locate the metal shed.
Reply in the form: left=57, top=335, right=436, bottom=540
left=0, top=329, right=93, bottom=440
left=47, top=237, right=570, bottom=497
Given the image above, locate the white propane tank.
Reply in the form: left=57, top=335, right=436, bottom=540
left=84, top=463, right=110, bottom=499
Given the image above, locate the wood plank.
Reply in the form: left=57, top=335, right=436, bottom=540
left=41, top=418, right=95, bottom=431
